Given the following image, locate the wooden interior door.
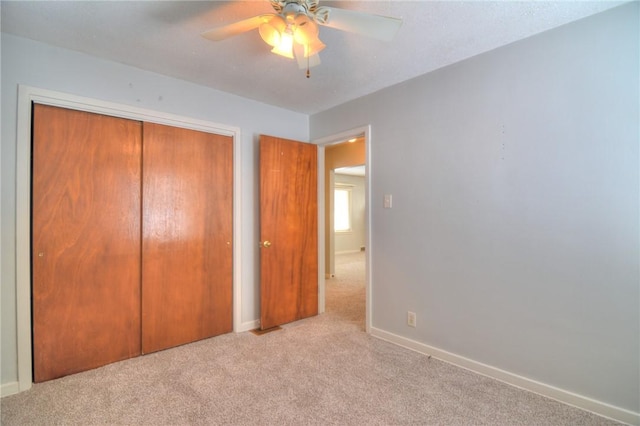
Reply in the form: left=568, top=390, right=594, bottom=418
left=259, top=135, right=318, bottom=330
left=142, top=123, right=233, bottom=354
left=32, top=104, right=142, bottom=382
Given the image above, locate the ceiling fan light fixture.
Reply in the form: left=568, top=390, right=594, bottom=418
left=304, top=37, right=325, bottom=57
left=258, top=15, right=286, bottom=47
left=291, top=17, right=324, bottom=58
left=293, top=16, right=318, bottom=44
left=203, top=0, right=403, bottom=74
left=270, top=29, right=295, bottom=58
left=294, top=48, right=321, bottom=71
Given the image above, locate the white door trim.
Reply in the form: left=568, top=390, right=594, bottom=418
left=15, top=85, right=243, bottom=393
left=313, top=125, right=371, bottom=333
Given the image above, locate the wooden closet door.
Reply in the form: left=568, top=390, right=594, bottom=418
left=142, top=123, right=233, bottom=354
left=32, top=104, right=142, bottom=382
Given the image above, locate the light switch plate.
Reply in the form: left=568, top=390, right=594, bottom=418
left=384, top=194, right=393, bottom=209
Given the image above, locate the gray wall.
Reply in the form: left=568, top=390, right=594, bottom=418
left=334, top=174, right=366, bottom=253
left=311, top=3, right=639, bottom=414
left=1, top=34, right=308, bottom=387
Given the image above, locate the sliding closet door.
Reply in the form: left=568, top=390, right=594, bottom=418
left=32, top=104, right=142, bottom=382
left=142, top=123, right=233, bottom=354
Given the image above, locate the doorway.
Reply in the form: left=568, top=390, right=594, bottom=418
left=316, top=127, right=371, bottom=332
left=328, top=164, right=366, bottom=329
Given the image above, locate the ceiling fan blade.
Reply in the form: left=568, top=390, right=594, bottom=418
left=318, top=7, right=402, bottom=42
left=202, top=14, right=275, bottom=41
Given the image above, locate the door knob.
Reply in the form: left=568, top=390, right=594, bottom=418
left=261, top=240, right=272, bottom=248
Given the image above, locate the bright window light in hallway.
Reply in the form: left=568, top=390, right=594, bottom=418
left=335, top=187, right=351, bottom=232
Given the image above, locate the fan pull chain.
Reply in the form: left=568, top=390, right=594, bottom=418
left=306, top=49, right=311, bottom=78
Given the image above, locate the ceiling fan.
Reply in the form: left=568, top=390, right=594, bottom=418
left=201, top=0, right=402, bottom=76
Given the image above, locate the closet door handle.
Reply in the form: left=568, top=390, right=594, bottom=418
left=259, top=240, right=272, bottom=248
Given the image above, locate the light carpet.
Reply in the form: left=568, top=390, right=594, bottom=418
left=1, top=252, right=620, bottom=425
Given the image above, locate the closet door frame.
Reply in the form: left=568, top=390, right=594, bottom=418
left=15, top=85, right=242, bottom=393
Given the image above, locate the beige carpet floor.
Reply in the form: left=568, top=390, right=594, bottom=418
left=1, top=251, right=620, bottom=425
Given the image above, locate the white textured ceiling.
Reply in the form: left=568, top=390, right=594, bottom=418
left=1, top=1, right=624, bottom=114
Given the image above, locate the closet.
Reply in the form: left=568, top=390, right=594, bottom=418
left=32, top=104, right=233, bottom=382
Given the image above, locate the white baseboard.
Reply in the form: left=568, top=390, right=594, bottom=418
left=1, top=381, right=20, bottom=398
left=370, top=327, right=639, bottom=426
left=236, top=319, right=260, bottom=333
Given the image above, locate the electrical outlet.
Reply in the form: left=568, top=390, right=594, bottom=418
left=407, top=311, right=417, bottom=327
